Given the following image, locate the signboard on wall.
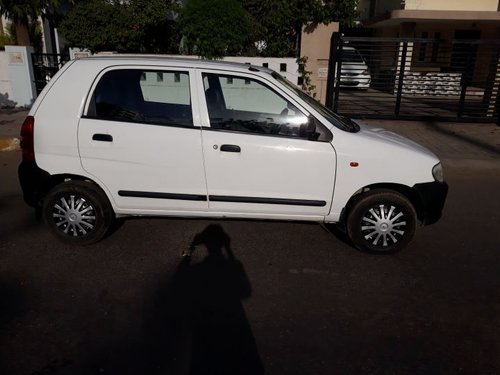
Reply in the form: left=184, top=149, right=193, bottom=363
left=8, top=52, right=24, bottom=65
left=318, top=68, right=328, bottom=78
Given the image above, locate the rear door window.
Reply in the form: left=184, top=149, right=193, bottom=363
left=88, top=69, right=193, bottom=127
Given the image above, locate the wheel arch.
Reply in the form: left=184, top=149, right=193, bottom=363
left=42, top=176, right=115, bottom=245
left=40, top=173, right=112, bottom=206
left=340, top=183, right=424, bottom=227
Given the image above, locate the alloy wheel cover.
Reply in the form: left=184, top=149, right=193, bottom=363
left=51, top=194, right=97, bottom=237
left=360, top=203, right=407, bottom=248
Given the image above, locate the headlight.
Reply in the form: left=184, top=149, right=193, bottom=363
left=432, top=163, right=444, bottom=183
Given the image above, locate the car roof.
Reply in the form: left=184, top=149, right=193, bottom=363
left=80, top=54, right=275, bottom=75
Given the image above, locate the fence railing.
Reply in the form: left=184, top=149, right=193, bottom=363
left=31, top=53, right=70, bottom=94
left=327, top=36, right=500, bottom=122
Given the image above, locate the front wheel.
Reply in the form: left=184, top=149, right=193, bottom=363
left=347, top=190, right=417, bottom=253
left=42, top=181, right=114, bottom=245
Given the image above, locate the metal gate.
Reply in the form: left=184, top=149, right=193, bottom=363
left=31, top=53, right=70, bottom=94
left=326, top=36, right=500, bottom=122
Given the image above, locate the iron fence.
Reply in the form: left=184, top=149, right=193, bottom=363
left=31, top=53, right=70, bottom=95
left=327, top=36, right=500, bottom=122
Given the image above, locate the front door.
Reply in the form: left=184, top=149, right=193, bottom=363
left=199, top=71, right=336, bottom=218
left=78, top=68, right=208, bottom=213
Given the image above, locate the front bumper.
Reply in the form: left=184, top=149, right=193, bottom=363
left=340, top=75, right=371, bottom=89
left=413, top=181, right=448, bottom=225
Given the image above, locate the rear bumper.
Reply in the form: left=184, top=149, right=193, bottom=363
left=18, top=161, right=50, bottom=207
left=413, top=181, right=448, bottom=225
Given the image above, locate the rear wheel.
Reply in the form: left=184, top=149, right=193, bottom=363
left=347, top=190, right=417, bottom=253
left=43, top=181, right=114, bottom=245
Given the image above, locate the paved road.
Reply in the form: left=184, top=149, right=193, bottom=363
left=1, top=147, right=500, bottom=374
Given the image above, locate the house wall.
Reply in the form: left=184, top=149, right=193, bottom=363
left=301, top=22, right=339, bottom=103
left=411, top=23, right=498, bottom=80
left=360, top=0, right=500, bottom=18
left=0, top=51, right=15, bottom=107
left=403, top=0, right=499, bottom=11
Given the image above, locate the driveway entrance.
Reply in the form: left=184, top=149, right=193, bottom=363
left=327, top=36, right=500, bottom=122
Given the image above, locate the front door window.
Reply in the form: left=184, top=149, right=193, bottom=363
left=202, top=73, right=324, bottom=140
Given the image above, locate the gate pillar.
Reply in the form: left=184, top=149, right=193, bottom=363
left=5, top=45, right=37, bottom=107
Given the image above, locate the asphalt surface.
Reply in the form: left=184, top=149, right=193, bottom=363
left=1, top=113, right=500, bottom=374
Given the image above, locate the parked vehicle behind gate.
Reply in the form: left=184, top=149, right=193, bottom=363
left=19, top=56, right=447, bottom=253
left=340, top=47, right=371, bottom=89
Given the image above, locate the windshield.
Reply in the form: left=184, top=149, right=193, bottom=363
left=273, top=73, right=359, bottom=133
left=342, top=49, right=365, bottom=63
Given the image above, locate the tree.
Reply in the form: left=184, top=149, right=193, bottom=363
left=0, top=0, right=60, bottom=46
left=241, top=0, right=358, bottom=57
left=241, top=0, right=296, bottom=57
left=59, top=0, right=179, bottom=53
left=179, top=0, right=252, bottom=59
left=315, top=0, right=359, bottom=25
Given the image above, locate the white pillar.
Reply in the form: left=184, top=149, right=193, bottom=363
left=5, top=45, right=37, bottom=107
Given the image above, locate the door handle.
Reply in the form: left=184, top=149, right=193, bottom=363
left=92, top=133, right=113, bottom=142
left=220, top=144, right=241, bottom=153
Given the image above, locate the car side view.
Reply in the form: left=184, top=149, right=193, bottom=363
left=19, top=56, right=447, bottom=253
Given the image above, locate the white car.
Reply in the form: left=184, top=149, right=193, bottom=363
left=19, top=56, right=447, bottom=252
left=340, top=47, right=371, bottom=89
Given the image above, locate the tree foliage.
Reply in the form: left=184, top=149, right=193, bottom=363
left=242, top=0, right=358, bottom=57
left=0, top=0, right=60, bottom=46
left=0, top=0, right=59, bottom=22
left=56, top=0, right=358, bottom=57
left=179, top=0, right=252, bottom=60
left=59, top=0, right=179, bottom=53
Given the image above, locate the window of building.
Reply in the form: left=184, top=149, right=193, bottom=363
left=280, top=63, right=287, bottom=72
left=419, top=32, right=428, bottom=62
left=431, top=32, right=441, bottom=63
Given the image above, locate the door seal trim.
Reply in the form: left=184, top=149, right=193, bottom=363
left=118, top=190, right=326, bottom=207
left=118, top=191, right=207, bottom=201
left=209, top=195, right=326, bottom=207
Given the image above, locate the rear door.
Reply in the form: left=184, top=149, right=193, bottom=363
left=78, top=67, right=208, bottom=213
left=198, top=71, right=336, bottom=218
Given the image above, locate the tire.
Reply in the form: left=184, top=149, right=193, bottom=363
left=347, top=189, right=417, bottom=253
left=42, top=181, right=114, bottom=245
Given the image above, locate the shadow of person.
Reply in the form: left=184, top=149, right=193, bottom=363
left=166, top=224, right=264, bottom=375
left=0, top=277, right=30, bottom=373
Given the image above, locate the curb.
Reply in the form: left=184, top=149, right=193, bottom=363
left=0, top=138, right=20, bottom=152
